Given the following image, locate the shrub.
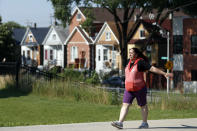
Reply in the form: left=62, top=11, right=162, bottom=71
left=48, top=66, right=62, bottom=74
left=63, top=69, right=84, bottom=81
left=85, top=71, right=100, bottom=84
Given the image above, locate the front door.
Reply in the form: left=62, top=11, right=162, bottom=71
left=96, top=45, right=110, bottom=72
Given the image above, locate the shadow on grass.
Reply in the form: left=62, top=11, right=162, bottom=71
left=0, top=83, right=32, bottom=98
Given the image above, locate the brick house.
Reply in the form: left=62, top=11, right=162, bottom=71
left=175, top=18, right=197, bottom=93
left=64, top=26, right=94, bottom=69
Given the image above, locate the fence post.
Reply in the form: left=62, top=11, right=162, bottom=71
left=16, top=59, right=21, bottom=88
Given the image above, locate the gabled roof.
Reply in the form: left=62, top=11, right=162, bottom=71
left=12, top=28, right=26, bottom=45
left=42, top=25, right=69, bottom=45
left=21, top=27, right=50, bottom=46
left=55, top=26, right=69, bottom=43
left=129, top=20, right=169, bottom=44
left=30, top=27, right=50, bottom=44
left=94, top=21, right=134, bottom=44
left=64, top=26, right=93, bottom=45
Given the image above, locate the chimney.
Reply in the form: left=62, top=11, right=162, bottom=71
left=54, top=18, right=58, bottom=26
left=34, top=23, right=37, bottom=29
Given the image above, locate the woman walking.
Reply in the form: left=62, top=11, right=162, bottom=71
left=111, top=48, right=173, bottom=129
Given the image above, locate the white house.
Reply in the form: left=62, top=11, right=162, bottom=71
left=42, top=25, right=69, bottom=68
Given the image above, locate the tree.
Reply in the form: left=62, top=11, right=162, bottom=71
left=48, top=0, right=195, bottom=68
left=0, top=17, right=23, bottom=62
left=4, top=21, right=25, bottom=30
left=80, top=8, right=95, bottom=35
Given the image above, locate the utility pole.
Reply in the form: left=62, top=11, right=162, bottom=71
left=152, top=22, right=171, bottom=94
left=167, top=31, right=170, bottom=94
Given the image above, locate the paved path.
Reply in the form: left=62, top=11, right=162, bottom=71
left=0, top=118, right=197, bottom=131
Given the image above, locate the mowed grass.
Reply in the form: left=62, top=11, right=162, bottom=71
left=1, top=92, right=197, bottom=127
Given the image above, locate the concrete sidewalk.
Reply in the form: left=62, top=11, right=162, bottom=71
left=0, top=118, right=197, bottom=131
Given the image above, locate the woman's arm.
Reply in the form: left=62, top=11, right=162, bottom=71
left=149, top=66, right=173, bottom=78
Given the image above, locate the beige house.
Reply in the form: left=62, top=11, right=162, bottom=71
left=94, top=22, right=122, bottom=73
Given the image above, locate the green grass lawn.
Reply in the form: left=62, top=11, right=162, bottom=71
left=1, top=92, right=197, bottom=127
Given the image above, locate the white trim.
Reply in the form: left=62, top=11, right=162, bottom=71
left=69, top=42, right=87, bottom=44
left=71, top=6, right=86, bottom=21
left=94, top=22, right=107, bottom=44
left=105, top=31, right=111, bottom=41
left=42, top=25, right=53, bottom=45
left=64, top=26, right=92, bottom=45
left=20, top=27, right=30, bottom=45
left=94, top=22, right=119, bottom=45
left=106, top=23, right=119, bottom=44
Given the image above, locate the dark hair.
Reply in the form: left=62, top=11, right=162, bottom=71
left=131, top=47, right=149, bottom=62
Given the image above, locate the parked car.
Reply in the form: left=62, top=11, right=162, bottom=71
left=102, top=76, right=125, bottom=88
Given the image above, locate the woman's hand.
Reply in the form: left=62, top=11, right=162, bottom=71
left=164, top=73, right=173, bottom=79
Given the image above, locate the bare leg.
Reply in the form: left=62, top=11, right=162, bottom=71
left=118, top=103, right=130, bottom=122
left=140, top=104, right=148, bottom=122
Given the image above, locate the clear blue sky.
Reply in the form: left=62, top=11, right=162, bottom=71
left=0, top=0, right=55, bottom=27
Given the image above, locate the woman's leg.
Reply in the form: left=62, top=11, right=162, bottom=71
left=119, top=103, right=130, bottom=122
left=140, top=104, right=148, bottom=123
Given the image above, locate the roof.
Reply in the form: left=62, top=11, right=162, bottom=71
left=128, top=20, right=169, bottom=44
left=64, top=26, right=93, bottom=45
left=12, top=28, right=26, bottom=45
left=77, top=7, right=189, bottom=23
left=42, top=25, right=69, bottom=45
left=54, top=26, right=69, bottom=43
left=30, top=27, right=50, bottom=44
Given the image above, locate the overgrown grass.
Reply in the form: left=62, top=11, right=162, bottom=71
left=31, top=79, right=112, bottom=104
left=148, top=91, right=197, bottom=110
left=18, top=75, right=121, bottom=105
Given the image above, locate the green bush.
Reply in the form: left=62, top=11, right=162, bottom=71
left=63, top=69, right=84, bottom=81
left=48, top=66, right=62, bottom=74
left=85, top=71, right=100, bottom=84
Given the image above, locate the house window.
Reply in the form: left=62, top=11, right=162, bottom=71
left=77, top=13, right=81, bottom=21
left=33, top=50, right=37, bottom=60
left=27, top=50, right=30, bottom=60
left=71, top=46, right=78, bottom=62
left=140, top=30, right=145, bottom=39
left=50, top=50, right=53, bottom=60
left=191, top=35, right=197, bottom=54
left=29, top=34, right=33, bottom=42
left=103, top=49, right=108, bottom=60
left=23, top=51, right=25, bottom=57
left=98, top=49, right=101, bottom=61
left=45, top=50, right=48, bottom=60
left=191, top=70, right=197, bottom=81
left=105, top=31, right=111, bottom=41
left=173, top=35, right=183, bottom=54
left=52, top=34, right=56, bottom=40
